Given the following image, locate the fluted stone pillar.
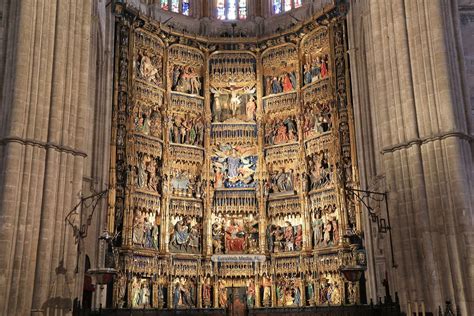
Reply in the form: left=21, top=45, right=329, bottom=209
left=348, top=0, right=473, bottom=314
left=0, top=0, right=94, bottom=315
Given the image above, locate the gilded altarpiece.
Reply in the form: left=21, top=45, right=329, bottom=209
left=109, top=2, right=364, bottom=311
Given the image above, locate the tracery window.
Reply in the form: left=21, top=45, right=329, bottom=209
left=216, top=0, right=247, bottom=20
left=273, top=0, right=302, bottom=14
left=160, top=0, right=191, bottom=16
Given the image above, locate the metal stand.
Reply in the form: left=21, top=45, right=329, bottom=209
left=344, top=187, right=397, bottom=268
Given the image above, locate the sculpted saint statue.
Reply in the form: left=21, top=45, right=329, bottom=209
left=245, top=97, right=256, bottom=121
left=225, top=219, right=245, bottom=252
left=218, top=280, right=227, bottom=307
left=227, top=149, right=241, bottom=179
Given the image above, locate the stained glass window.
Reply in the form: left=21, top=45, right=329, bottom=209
left=171, top=0, right=179, bottom=13
left=238, top=0, right=247, bottom=19
left=160, top=0, right=191, bottom=16
left=273, top=0, right=302, bottom=14
left=227, top=0, right=237, bottom=20
left=182, top=0, right=190, bottom=15
left=273, top=0, right=282, bottom=14
left=217, top=0, right=226, bottom=19
left=215, top=0, right=247, bottom=20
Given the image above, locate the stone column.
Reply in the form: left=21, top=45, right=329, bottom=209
left=348, top=0, right=474, bottom=314
left=0, top=0, right=92, bottom=315
left=0, top=0, right=93, bottom=315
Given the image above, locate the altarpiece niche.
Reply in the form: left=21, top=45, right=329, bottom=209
left=108, top=1, right=365, bottom=310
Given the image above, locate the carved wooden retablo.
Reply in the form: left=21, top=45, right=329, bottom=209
left=109, top=2, right=362, bottom=310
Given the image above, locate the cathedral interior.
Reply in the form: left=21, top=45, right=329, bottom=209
left=0, top=0, right=473, bottom=315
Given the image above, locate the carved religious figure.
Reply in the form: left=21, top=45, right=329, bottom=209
left=211, top=85, right=256, bottom=122
left=133, top=211, right=145, bottom=246
left=306, top=276, right=315, bottom=306
left=136, top=153, right=160, bottom=192
left=149, top=109, right=162, bottom=138
left=262, top=276, right=272, bottom=307
left=302, top=53, right=329, bottom=86
left=227, top=149, right=241, bottom=179
left=213, top=93, right=222, bottom=121
left=202, top=277, right=212, bottom=308
left=137, top=155, right=147, bottom=189
left=303, top=101, right=332, bottom=139
left=169, top=115, right=205, bottom=147
left=218, top=280, right=227, bottom=308
left=312, top=209, right=324, bottom=247
left=116, top=273, right=127, bottom=308
left=225, top=218, right=245, bottom=253
left=244, top=217, right=259, bottom=253
left=268, top=168, right=296, bottom=195
left=173, top=277, right=196, bottom=308
left=171, top=65, right=202, bottom=95
left=246, top=97, right=256, bottom=121
left=131, top=277, right=151, bottom=308
left=264, top=70, right=296, bottom=96
left=138, top=53, right=161, bottom=85
left=284, top=221, right=295, bottom=251
left=267, top=221, right=303, bottom=253
left=211, top=221, right=223, bottom=254
left=170, top=170, right=191, bottom=195
left=327, top=281, right=341, bottom=305
left=303, top=63, right=312, bottom=85
left=307, top=152, right=331, bottom=190
left=312, top=205, right=340, bottom=248
left=265, top=116, right=298, bottom=146
left=213, top=166, right=225, bottom=189
left=275, top=277, right=302, bottom=307
left=212, top=144, right=257, bottom=188
left=169, top=216, right=201, bottom=253
left=246, top=279, right=256, bottom=307
left=294, top=281, right=302, bottom=306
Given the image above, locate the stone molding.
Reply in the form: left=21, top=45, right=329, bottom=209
left=459, top=5, right=474, bottom=25
left=460, top=13, right=474, bottom=25
left=0, top=136, right=88, bottom=157
left=380, top=131, right=473, bottom=154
